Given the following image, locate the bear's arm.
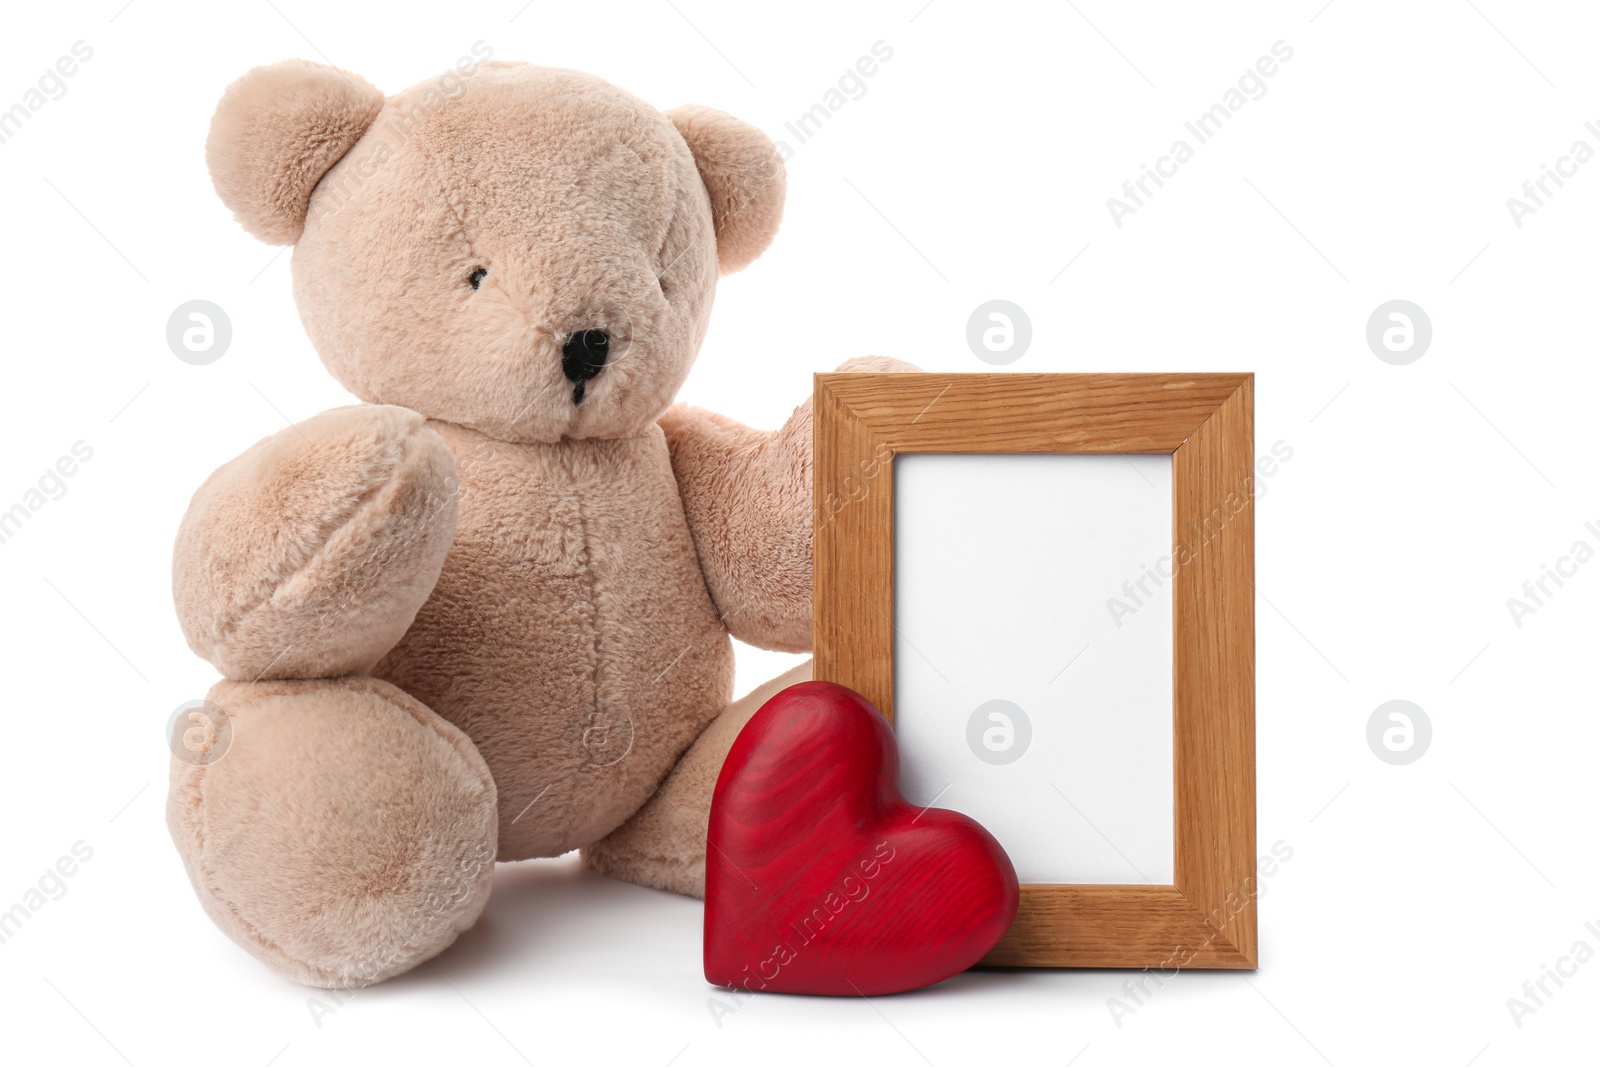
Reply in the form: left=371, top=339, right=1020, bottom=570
left=173, top=404, right=458, bottom=680
left=659, top=358, right=919, bottom=653
left=659, top=400, right=813, bottom=653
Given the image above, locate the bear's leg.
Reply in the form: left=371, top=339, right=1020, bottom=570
left=582, top=660, right=813, bottom=897
left=167, top=675, right=498, bottom=988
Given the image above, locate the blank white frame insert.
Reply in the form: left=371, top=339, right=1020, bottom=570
left=893, top=453, right=1175, bottom=885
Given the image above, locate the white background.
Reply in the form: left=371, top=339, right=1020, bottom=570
left=894, top=454, right=1175, bottom=885
left=2, top=1, right=1597, bottom=1065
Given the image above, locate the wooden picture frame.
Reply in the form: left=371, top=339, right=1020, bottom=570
left=812, top=372, right=1256, bottom=969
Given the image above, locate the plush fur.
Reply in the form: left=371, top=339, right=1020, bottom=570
left=207, top=60, right=385, bottom=244
left=173, top=405, right=458, bottom=679
left=665, top=105, right=787, bottom=273
left=168, top=675, right=497, bottom=988
left=171, top=57, right=914, bottom=989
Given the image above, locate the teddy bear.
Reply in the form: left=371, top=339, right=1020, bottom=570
left=168, top=57, right=913, bottom=989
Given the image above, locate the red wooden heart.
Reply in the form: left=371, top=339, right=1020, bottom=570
left=704, top=680, right=1019, bottom=996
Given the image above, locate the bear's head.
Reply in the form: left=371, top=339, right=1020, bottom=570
left=206, top=59, right=785, bottom=442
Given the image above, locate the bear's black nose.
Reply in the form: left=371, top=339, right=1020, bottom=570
left=562, top=330, right=610, bottom=385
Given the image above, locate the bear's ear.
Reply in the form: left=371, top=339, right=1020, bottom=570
left=206, top=60, right=385, bottom=245
left=667, top=106, right=786, bottom=274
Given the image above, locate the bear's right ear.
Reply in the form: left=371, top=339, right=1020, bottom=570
left=206, top=60, right=385, bottom=245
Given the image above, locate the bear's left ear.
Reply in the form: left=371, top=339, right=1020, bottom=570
left=667, top=106, right=786, bottom=274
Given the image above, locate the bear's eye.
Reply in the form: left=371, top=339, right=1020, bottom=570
left=468, top=267, right=488, bottom=290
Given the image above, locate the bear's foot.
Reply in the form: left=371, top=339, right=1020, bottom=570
left=583, top=661, right=812, bottom=897
left=167, top=675, right=497, bottom=988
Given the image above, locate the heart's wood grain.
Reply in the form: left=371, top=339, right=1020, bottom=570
left=704, top=681, right=1019, bottom=996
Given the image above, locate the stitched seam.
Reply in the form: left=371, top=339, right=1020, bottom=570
left=208, top=474, right=393, bottom=654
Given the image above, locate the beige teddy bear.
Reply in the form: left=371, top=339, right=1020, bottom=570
left=169, top=58, right=910, bottom=988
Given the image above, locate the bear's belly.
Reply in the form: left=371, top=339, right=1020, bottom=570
left=372, top=420, right=734, bottom=860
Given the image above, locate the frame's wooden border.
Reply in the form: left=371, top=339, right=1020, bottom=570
left=813, top=372, right=1256, bottom=969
